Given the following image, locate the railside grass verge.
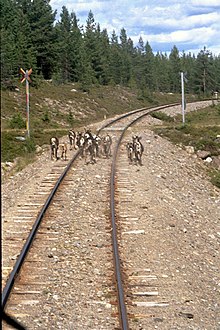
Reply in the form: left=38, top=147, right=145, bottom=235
left=151, top=104, right=220, bottom=188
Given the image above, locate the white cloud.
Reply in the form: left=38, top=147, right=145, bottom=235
left=50, top=0, right=220, bottom=55
left=165, top=12, right=220, bottom=29
left=130, top=27, right=212, bottom=44
left=191, top=0, right=220, bottom=6
left=128, top=10, right=220, bottom=31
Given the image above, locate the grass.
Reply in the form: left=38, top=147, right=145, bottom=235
left=1, top=129, right=67, bottom=163
left=1, top=82, right=182, bottom=163
left=151, top=103, right=220, bottom=188
left=210, top=170, right=220, bottom=189
left=2, top=80, right=216, bottom=185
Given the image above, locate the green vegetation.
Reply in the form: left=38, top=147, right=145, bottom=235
left=1, top=132, right=35, bottom=162
left=1, top=1, right=220, bottom=97
left=210, top=170, right=220, bottom=189
left=9, top=113, right=26, bottom=129
left=1, top=82, right=180, bottom=165
left=151, top=111, right=175, bottom=122
left=151, top=104, right=220, bottom=188
left=1, top=0, right=220, bottom=185
left=0, top=0, right=220, bottom=188
left=1, top=83, right=220, bottom=189
left=153, top=105, right=220, bottom=153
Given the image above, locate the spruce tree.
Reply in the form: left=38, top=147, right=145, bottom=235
left=97, top=28, right=110, bottom=85
left=212, top=55, right=220, bottom=93
left=194, top=47, right=215, bottom=96
left=169, top=45, right=181, bottom=93
left=27, top=0, right=57, bottom=79
left=70, top=13, right=83, bottom=82
left=144, top=41, right=156, bottom=91
left=1, top=0, right=36, bottom=85
left=83, top=10, right=98, bottom=84
left=119, top=28, right=131, bottom=85
left=109, top=30, right=122, bottom=85
left=132, top=37, right=146, bottom=94
left=155, top=52, right=170, bottom=92
left=55, top=6, right=71, bottom=82
left=180, top=52, right=196, bottom=94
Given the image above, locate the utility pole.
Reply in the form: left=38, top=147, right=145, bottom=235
left=20, top=68, right=32, bottom=138
left=181, top=72, right=186, bottom=125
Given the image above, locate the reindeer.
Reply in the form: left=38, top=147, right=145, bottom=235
left=83, top=137, right=96, bottom=164
left=50, top=137, right=59, bottom=160
left=102, top=134, right=112, bottom=158
left=68, top=129, right=76, bottom=150
left=75, top=132, right=85, bottom=157
left=59, top=142, right=67, bottom=160
left=132, top=135, right=144, bottom=166
left=93, top=134, right=102, bottom=158
left=84, top=128, right=93, bottom=140
left=126, top=142, right=134, bottom=164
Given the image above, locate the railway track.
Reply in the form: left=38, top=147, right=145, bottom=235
left=2, top=100, right=219, bottom=330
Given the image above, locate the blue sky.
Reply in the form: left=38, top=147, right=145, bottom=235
left=50, top=0, right=220, bottom=56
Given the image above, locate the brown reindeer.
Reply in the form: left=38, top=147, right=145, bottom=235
left=102, top=134, right=112, bottom=158
left=60, top=142, right=68, bottom=160
left=132, top=135, right=144, bottom=165
left=68, top=129, right=76, bottom=150
left=50, top=137, right=59, bottom=160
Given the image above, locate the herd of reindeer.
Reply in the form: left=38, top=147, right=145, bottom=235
left=50, top=129, right=144, bottom=166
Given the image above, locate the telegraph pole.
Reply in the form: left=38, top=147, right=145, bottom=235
left=20, top=68, right=32, bottom=138
left=181, top=72, right=185, bottom=124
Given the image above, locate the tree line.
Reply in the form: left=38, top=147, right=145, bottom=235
left=1, top=0, right=220, bottom=96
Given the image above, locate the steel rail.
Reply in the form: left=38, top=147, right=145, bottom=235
left=2, top=103, right=170, bottom=319
left=2, top=102, right=154, bottom=320
left=97, top=103, right=179, bottom=134
left=2, top=311, right=26, bottom=330
left=109, top=104, right=178, bottom=329
left=2, top=149, right=81, bottom=309
left=97, top=98, right=213, bottom=134
left=2, top=100, right=209, bottom=328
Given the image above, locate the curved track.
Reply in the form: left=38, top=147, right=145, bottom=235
left=2, top=100, right=216, bottom=329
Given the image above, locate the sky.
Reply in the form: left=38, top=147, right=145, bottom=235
left=50, top=0, right=220, bottom=56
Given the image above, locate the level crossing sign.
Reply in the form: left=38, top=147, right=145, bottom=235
left=20, top=68, right=32, bottom=137
left=20, top=68, right=32, bottom=83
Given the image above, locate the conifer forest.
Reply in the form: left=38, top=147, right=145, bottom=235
left=1, top=0, right=220, bottom=96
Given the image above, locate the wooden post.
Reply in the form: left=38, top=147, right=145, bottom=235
left=20, top=68, right=32, bottom=138
left=181, top=72, right=185, bottom=124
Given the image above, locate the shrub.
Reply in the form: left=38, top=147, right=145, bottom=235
left=67, top=110, right=74, bottom=125
left=42, top=110, right=50, bottom=122
left=151, top=111, right=174, bottom=122
left=9, top=113, right=26, bottom=129
left=24, top=137, right=36, bottom=153
left=210, top=170, right=220, bottom=189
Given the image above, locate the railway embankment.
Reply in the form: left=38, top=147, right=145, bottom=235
left=2, top=101, right=219, bottom=329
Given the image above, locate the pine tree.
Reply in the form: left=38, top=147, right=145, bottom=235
left=27, top=0, right=57, bottom=79
left=132, top=37, right=146, bottom=93
left=144, top=41, right=156, bottom=91
left=136, top=36, right=145, bottom=54
left=69, top=13, right=83, bottom=82
left=169, top=45, right=181, bottom=93
left=1, top=0, right=36, bottom=85
left=109, top=30, right=122, bottom=85
left=58, top=6, right=72, bottom=82
left=78, top=44, right=94, bottom=92
left=119, top=28, right=131, bottom=85
left=212, top=55, right=220, bottom=93
left=97, top=28, right=110, bottom=84
left=154, top=52, right=170, bottom=92
left=82, top=10, right=98, bottom=84
left=194, top=47, right=215, bottom=96
left=180, top=52, right=196, bottom=94
left=1, top=3, right=219, bottom=95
